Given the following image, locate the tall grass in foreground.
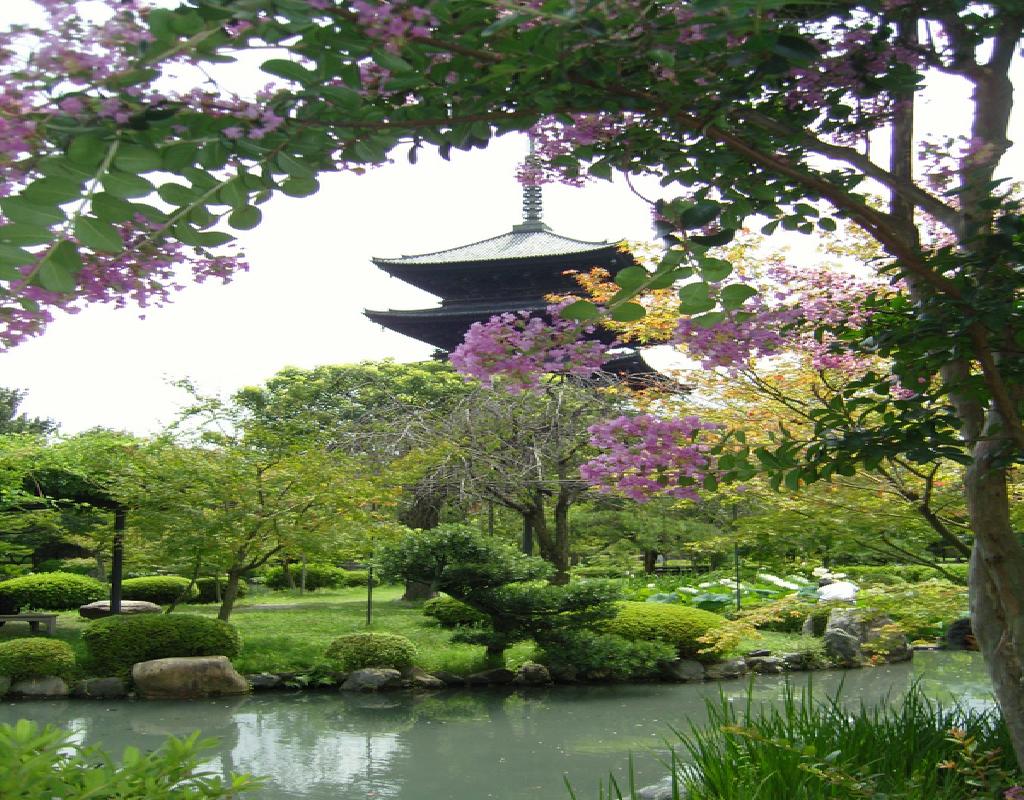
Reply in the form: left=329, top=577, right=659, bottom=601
left=573, top=685, right=1021, bottom=800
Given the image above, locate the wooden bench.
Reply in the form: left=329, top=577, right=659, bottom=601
left=0, top=613, right=58, bottom=635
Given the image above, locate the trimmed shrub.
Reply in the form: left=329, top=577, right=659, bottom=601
left=422, top=595, right=486, bottom=627
left=81, top=614, right=240, bottom=676
left=0, top=638, right=76, bottom=681
left=572, top=564, right=629, bottom=579
left=0, top=572, right=105, bottom=612
left=121, top=576, right=198, bottom=605
left=604, top=601, right=729, bottom=661
left=537, top=630, right=676, bottom=680
left=339, top=569, right=380, bottom=587
left=194, top=577, right=248, bottom=604
left=264, top=563, right=343, bottom=591
left=324, top=633, right=417, bottom=672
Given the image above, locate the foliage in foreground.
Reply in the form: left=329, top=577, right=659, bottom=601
left=0, top=720, right=258, bottom=800
left=577, top=687, right=1021, bottom=800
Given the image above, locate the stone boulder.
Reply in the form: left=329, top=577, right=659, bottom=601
left=79, top=600, right=162, bottom=620
left=636, top=766, right=700, bottom=800
left=513, top=662, right=552, bottom=686
left=340, top=668, right=404, bottom=692
left=661, top=658, right=705, bottom=683
left=246, top=673, right=284, bottom=691
left=823, top=609, right=912, bottom=667
left=72, top=677, right=128, bottom=699
left=402, top=666, right=446, bottom=690
left=432, top=670, right=467, bottom=687
left=746, top=656, right=785, bottom=675
left=9, top=676, right=68, bottom=698
left=704, top=659, right=747, bottom=681
left=466, top=668, right=515, bottom=686
left=132, top=656, right=249, bottom=699
left=781, top=651, right=820, bottom=671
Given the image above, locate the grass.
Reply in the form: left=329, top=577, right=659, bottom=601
left=0, top=585, right=536, bottom=678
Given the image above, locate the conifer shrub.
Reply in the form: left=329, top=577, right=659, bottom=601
left=324, top=633, right=417, bottom=672
left=0, top=638, right=76, bottom=681
left=604, top=601, right=729, bottom=661
left=121, top=576, right=197, bottom=605
left=0, top=572, right=105, bottom=612
left=536, top=629, right=677, bottom=680
left=422, top=595, right=486, bottom=627
left=81, top=614, right=240, bottom=676
left=193, top=577, right=247, bottom=604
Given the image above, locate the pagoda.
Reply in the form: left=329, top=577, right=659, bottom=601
left=364, top=179, right=656, bottom=378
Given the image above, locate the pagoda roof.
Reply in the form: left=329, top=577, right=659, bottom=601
left=373, top=226, right=623, bottom=268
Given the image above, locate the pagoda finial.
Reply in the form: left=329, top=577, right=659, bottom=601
left=513, top=137, right=550, bottom=233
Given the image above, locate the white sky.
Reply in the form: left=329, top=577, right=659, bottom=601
left=0, top=3, right=1020, bottom=435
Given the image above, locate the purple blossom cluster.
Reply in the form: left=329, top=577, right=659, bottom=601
left=352, top=0, right=438, bottom=53
left=450, top=304, right=611, bottom=392
left=522, top=114, right=637, bottom=187
left=580, top=413, right=719, bottom=502
left=674, top=265, right=883, bottom=374
left=1, top=215, right=248, bottom=349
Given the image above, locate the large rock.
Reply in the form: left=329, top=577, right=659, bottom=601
left=9, top=676, right=68, bottom=698
left=246, top=673, right=284, bottom=691
left=661, top=659, right=705, bottom=683
left=781, top=651, right=820, bottom=671
left=636, top=766, right=699, bottom=800
left=402, top=666, right=446, bottom=690
left=432, top=670, right=466, bottom=687
left=340, top=668, right=404, bottom=692
left=823, top=609, right=912, bottom=667
left=132, top=656, right=249, bottom=699
left=704, top=659, right=747, bottom=681
left=466, top=668, right=515, bottom=686
left=513, top=662, right=552, bottom=686
left=72, top=677, right=128, bottom=699
left=79, top=600, right=162, bottom=620
left=746, top=656, right=785, bottom=675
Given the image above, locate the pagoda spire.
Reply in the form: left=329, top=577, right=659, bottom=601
left=512, top=139, right=550, bottom=233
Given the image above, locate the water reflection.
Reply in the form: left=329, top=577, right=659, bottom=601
left=0, top=653, right=993, bottom=800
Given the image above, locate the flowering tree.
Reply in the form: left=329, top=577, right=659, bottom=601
left=2, top=0, right=1024, bottom=766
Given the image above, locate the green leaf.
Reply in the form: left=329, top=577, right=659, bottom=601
left=0, top=225, right=54, bottom=246
left=647, top=268, right=691, bottom=290
left=680, top=200, right=721, bottom=230
left=102, top=172, right=155, bottom=199
left=691, top=228, right=736, bottom=247
left=698, top=258, right=733, bottom=282
left=23, top=177, right=83, bottom=205
left=702, top=474, right=718, bottom=492
left=74, top=216, right=124, bottom=254
left=614, top=266, right=648, bottom=291
left=784, top=469, right=802, bottom=491
left=276, top=153, right=313, bottom=178
left=227, top=206, right=262, bottom=230
left=559, top=300, right=600, bottom=321
left=772, top=34, right=820, bottom=64
left=218, top=181, right=247, bottom=209
left=690, top=311, right=726, bottom=328
left=162, top=143, right=198, bottom=171
left=610, top=302, right=646, bottom=322
left=678, top=282, right=715, bottom=315
left=0, top=243, right=36, bottom=267
left=91, top=193, right=135, bottom=223
left=817, top=217, right=837, bottom=232
left=113, top=145, right=163, bottom=173
left=261, top=58, right=315, bottom=83
left=0, top=198, right=65, bottom=226
left=322, top=85, right=363, bottom=111
left=158, top=183, right=197, bottom=206
left=720, top=283, right=758, bottom=310
left=280, top=177, right=319, bottom=197
left=192, top=230, right=235, bottom=247
left=67, top=135, right=108, bottom=168
left=373, top=50, right=414, bottom=73
left=38, top=242, right=82, bottom=292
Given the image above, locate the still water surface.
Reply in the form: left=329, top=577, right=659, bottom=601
left=0, top=652, right=991, bottom=800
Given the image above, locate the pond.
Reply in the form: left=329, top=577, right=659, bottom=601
left=1, top=652, right=993, bottom=800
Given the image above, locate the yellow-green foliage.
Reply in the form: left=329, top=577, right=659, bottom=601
left=604, top=602, right=729, bottom=661
left=324, top=632, right=417, bottom=672
left=0, top=638, right=76, bottom=681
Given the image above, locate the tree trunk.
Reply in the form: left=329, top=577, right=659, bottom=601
left=549, top=488, right=572, bottom=584
left=218, top=570, right=244, bottom=622
left=281, top=558, right=296, bottom=590
left=399, top=485, right=444, bottom=599
left=965, top=434, right=1024, bottom=767
left=401, top=580, right=436, bottom=601
left=643, top=550, right=658, bottom=574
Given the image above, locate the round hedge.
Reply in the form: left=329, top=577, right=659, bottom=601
left=264, top=563, right=343, bottom=591
left=0, top=572, right=105, bottom=612
left=121, top=576, right=198, bottom=605
left=422, top=595, right=485, bottom=628
left=325, top=633, right=417, bottom=672
left=194, top=577, right=248, bottom=604
left=0, top=638, right=76, bottom=681
left=81, top=613, right=240, bottom=676
left=604, top=601, right=729, bottom=661
left=340, top=569, right=380, bottom=588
